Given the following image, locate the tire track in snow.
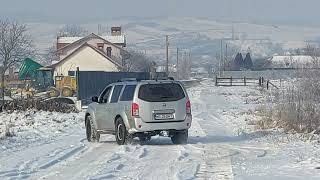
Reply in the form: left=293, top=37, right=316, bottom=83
left=34, top=137, right=119, bottom=180
left=188, top=83, right=235, bottom=179
left=0, top=138, right=87, bottom=179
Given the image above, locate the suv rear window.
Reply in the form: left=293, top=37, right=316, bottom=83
left=120, top=85, right=136, bottom=101
left=138, top=83, right=185, bottom=102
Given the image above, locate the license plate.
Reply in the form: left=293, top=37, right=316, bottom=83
left=154, top=113, right=174, bottom=120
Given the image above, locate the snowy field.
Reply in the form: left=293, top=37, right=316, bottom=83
left=1, top=80, right=320, bottom=179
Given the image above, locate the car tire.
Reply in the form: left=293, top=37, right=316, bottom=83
left=171, top=130, right=188, bottom=144
left=86, top=115, right=100, bottom=142
left=115, top=117, right=131, bottom=145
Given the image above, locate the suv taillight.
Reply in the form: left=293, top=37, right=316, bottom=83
left=132, top=103, right=139, bottom=117
left=186, top=100, right=191, bottom=114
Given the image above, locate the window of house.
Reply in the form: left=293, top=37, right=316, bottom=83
left=97, top=43, right=104, bottom=50
left=68, top=71, right=75, bottom=77
left=107, top=47, right=112, bottom=57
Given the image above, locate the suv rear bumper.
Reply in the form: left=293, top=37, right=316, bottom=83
left=128, top=115, right=192, bottom=134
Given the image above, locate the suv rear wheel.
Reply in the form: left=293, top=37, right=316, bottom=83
left=171, top=130, right=188, bottom=144
left=86, top=115, right=100, bottom=142
left=115, top=117, right=132, bottom=145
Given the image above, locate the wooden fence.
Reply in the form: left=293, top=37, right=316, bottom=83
left=215, top=76, right=279, bottom=90
left=215, top=76, right=260, bottom=86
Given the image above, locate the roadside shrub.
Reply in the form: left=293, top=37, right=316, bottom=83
left=258, top=68, right=320, bottom=134
left=1, top=98, right=78, bottom=113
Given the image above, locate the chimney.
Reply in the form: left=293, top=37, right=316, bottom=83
left=111, top=27, right=121, bottom=36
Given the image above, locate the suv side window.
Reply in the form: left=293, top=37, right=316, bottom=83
left=100, top=86, right=112, bottom=103
left=120, top=85, right=136, bottom=101
left=110, top=85, right=123, bottom=103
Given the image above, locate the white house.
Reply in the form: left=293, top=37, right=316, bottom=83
left=47, top=28, right=128, bottom=76
left=49, top=43, right=122, bottom=76
left=56, top=33, right=127, bottom=63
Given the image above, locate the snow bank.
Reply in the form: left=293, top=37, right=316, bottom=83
left=0, top=111, right=84, bottom=151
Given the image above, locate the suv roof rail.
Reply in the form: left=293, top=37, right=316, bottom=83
left=119, top=78, right=138, bottom=82
left=154, top=76, right=175, bottom=81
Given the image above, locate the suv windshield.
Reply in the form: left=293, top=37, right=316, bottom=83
left=138, top=83, right=185, bottom=102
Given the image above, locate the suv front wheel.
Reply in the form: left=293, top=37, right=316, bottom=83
left=86, top=115, right=100, bottom=142
left=115, top=117, right=132, bottom=145
left=171, top=130, right=188, bottom=144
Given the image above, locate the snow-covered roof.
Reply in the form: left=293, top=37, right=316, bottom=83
left=269, top=55, right=317, bottom=64
left=102, top=35, right=126, bottom=44
left=57, top=35, right=126, bottom=44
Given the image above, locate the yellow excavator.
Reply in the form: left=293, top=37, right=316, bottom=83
left=47, top=76, right=77, bottom=97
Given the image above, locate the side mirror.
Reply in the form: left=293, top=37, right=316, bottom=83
left=92, top=96, right=99, bottom=102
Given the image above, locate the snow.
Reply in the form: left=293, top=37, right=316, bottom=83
left=270, top=55, right=316, bottom=64
left=102, top=35, right=126, bottom=44
left=1, top=80, right=320, bottom=179
left=57, top=35, right=126, bottom=44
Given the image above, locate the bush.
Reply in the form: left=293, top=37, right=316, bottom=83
left=258, top=68, right=320, bottom=134
left=1, top=98, right=78, bottom=113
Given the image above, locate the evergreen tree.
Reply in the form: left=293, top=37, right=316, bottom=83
left=243, top=53, right=253, bottom=69
left=233, top=53, right=244, bottom=70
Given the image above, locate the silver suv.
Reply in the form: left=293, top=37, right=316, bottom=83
left=85, top=79, right=192, bottom=145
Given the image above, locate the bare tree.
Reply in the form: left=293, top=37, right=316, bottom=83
left=124, top=50, right=152, bottom=72
left=42, top=43, right=59, bottom=66
left=58, top=24, right=88, bottom=37
left=0, top=20, right=34, bottom=105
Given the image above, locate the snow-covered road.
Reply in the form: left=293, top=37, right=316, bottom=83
left=1, top=80, right=320, bottom=179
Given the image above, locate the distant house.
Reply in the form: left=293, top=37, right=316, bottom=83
left=0, top=66, right=19, bottom=81
left=49, top=27, right=128, bottom=76
left=269, top=55, right=318, bottom=69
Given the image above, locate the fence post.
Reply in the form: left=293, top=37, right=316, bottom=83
left=259, top=77, right=261, bottom=86
left=76, top=67, right=80, bottom=101
left=230, top=76, right=232, bottom=86
left=244, top=77, right=247, bottom=86
left=215, top=75, right=218, bottom=86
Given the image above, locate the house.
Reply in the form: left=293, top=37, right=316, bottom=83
left=49, top=27, right=128, bottom=76
left=0, top=66, right=19, bottom=81
left=49, top=43, right=123, bottom=76
left=269, top=55, right=319, bottom=69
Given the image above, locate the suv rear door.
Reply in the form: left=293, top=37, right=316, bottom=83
left=136, top=82, right=187, bottom=122
left=108, top=84, right=124, bottom=128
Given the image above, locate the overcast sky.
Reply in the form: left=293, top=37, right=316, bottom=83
left=0, top=0, right=319, bottom=26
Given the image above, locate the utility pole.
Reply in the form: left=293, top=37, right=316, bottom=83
left=166, top=35, right=169, bottom=76
left=188, top=50, right=191, bottom=79
left=225, top=43, right=228, bottom=71
left=176, top=48, right=179, bottom=79
left=232, top=24, right=234, bottom=40
left=98, top=24, right=102, bottom=35
left=184, top=51, right=187, bottom=79
left=220, top=39, right=223, bottom=76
